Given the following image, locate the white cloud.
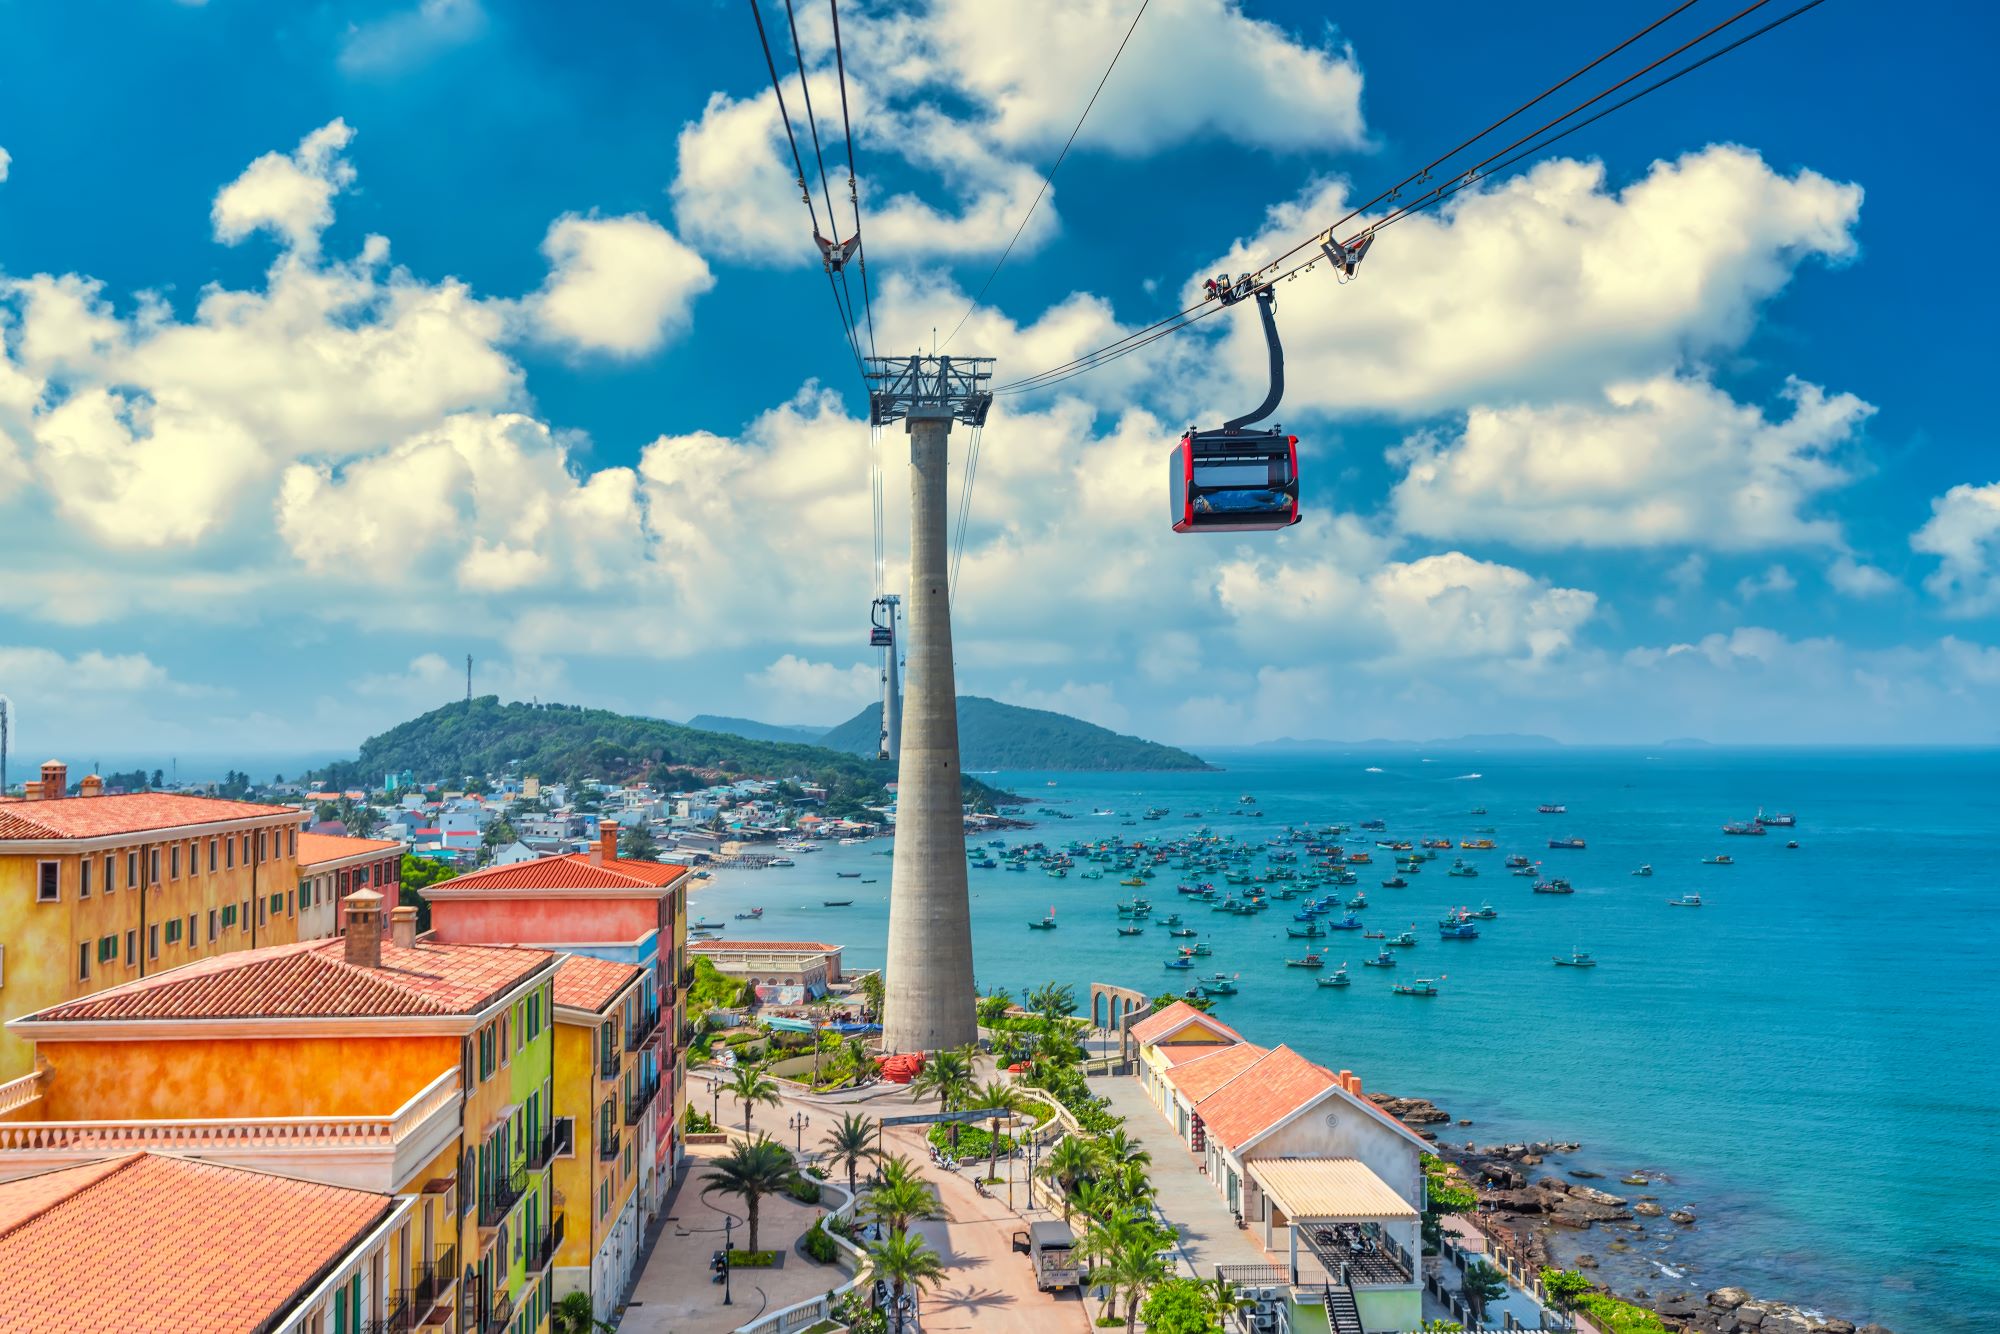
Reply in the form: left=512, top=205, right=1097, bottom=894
left=340, top=0, right=486, bottom=75
left=528, top=213, right=714, bottom=358
left=1200, top=147, right=1861, bottom=417
left=0, top=146, right=10, bottom=183
left=1734, top=563, right=1797, bottom=602
left=0, top=646, right=174, bottom=694
left=747, top=654, right=878, bottom=719
left=1827, top=555, right=1896, bottom=598
left=1389, top=375, right=1869, bottom=551
left=1912, top=480, right=2000, bottom=617
left=672, top=0, right=1366, bottom=266
left=211, top=120, right=357, bottom=256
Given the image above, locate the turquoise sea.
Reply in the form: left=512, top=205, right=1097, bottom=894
left=694, top=747, right=2000, bottom=1332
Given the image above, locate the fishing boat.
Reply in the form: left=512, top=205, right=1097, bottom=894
left=1287, top=923, right=1327, bottom=939
left=1393, top=979, right=1441, bottom=996
left=1119, top=876, right=1146, bottom=887
left=1423, top=839, right=1455, bottom=851
left=692, top=919, right=725, bottom=930
left=1079, top=869, right=1103, bottom=880
left=1459, top=838, right=1496, bottom=851
left=1363, top=950, right=1397, bottom=968
left=1285, top=955, right=1325, bottom=970
left=1005, top=862, right=1027, bottom=873
left=1469, top=807, right=1487, bottom=816
left=1547, top=837, right=1587, bottom=850
left=1046, top=867, right=1069, bottom=878
left=1786, top=840, right=1800, bottom=849
left=1532, top=879, right=1574, bottom=894
left=1163, top=914, right=1183, bottom=927
left=835, top=871, right=861, bottom=879
left=1164, top=955, right=1192, bottom=969
left=1632, top=864, right=1653, bottom=877
left=1381, top=876, right=1408, bottom=889
left=1553, top=949, right=1597, bottom=968
left=1199, top=975, right=1239, bottom=996
left=1471, top=904, right=1498, bottom=919
left=1438, top=922, right=1480, bottom=940
left=1317, top=968, right=1352, bottom=988
left=822, top=900, right=854, bottom=907
left=1388, top=930, right=1418, bottom=947
left=1537, top=804, right=1567, bottom=814
left=1327, top=913, right=1366, bottom=931
left=1668, top=893, right=1703, bottom=907
left=1116, top=925, right=1145, bottom=937
left=1755, top=810, right=1797, bottom=828
left=1170, top=927, right=1198, bottom=938
left=970, top=858, right=997, bottom=869
left=1512, top=866, right=1537, bottom=877
left=1504, top=854, right=1531, bottom=869
left=1721, top=820, right=1766, bottom=836
left=1186, top=941, right=1213, bottom=956
left=734, top=908, right=764, bottom=920
left=1447, top=862, right=1480, bottom=878
left=1702, top=854, right=1734, bottom=866
left=1363, top=930, right=1386, bottom=939
left=1345, top=893, right=1369, bottom=909
left=1028, top=915, right=1058, bottom=930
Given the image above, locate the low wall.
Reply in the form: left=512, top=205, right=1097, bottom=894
left=732, top=1177, right=868, bottom=1334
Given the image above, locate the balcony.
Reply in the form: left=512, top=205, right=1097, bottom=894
left=412, top=1246, right=456, bottom=1317
left=531, top=1211, right=566, bottom=1273
left=478, top=1166, right=527, bottom=1229
left=626, top=1007, right=661, bottom=1049
left=624, top=1076, right=661, bottom=1127
left=361, top=1289, right=414, bottom=1333
left=529, top=1117, right=574, bottom=1168
left=678, top=961, right=695, bottom=990
left=677, top=1017, right=698, bottom=1049
left=599, top=1127, right=621, bottom=1161
left=598, top=1045, right=621, bottom=1081
left=473, top=1282, right=513, bottom=1334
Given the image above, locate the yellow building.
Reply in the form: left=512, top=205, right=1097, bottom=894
left=550, top=954, right=652, bottom=1322
left=0, top=759, right=310, bottom=1078
left=0, top=890, right=561, bottom=1334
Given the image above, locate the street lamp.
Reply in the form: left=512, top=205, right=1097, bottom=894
left=710, top=1076, right=720, bottom=1128
left=789, top=1111, right=811, bottom=1154
left=722, top=1215, right=734, bottom=1306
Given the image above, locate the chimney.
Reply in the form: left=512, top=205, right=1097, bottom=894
left=594, top=821, right=618, bottom=866
left=388, top=905, right=419, bottom=950
left=79, top=774, right=104, bottom=798
left=22, top=781, right=42, bottom=801
left=343, top=889, right=384, bottom=968
left=40, top=760, right=67, bottom=798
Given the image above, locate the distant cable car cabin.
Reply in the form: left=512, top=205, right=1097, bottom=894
left=869, top=597, right=894, bottom=647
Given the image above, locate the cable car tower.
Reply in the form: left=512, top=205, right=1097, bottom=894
left=870, top=594, right=901, bottom=761
left=868, top=353, right=992, bottom=1055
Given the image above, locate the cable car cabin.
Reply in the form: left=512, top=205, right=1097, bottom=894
left=869, top=625, right=893, bottom=647
left=1170, top=428, right=1300, bottom=533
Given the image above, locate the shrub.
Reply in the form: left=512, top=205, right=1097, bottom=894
left=727, top=1249, right=779, bottom=1267
left=1575, top=1294, right=1669, bottom=1334
left=786, top=1175, right=823, bottom=1204
left=802, top=1218, right=841, bottom=1264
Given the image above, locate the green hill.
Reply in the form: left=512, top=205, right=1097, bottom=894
left=311, top=697, right=1014, bottom=815
left=820, top=696, right=1211, bottom=771
left=685, top=714, right=831, bottom=744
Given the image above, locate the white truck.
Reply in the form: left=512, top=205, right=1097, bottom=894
left=1011, top=1219, right=1083, bottom=1291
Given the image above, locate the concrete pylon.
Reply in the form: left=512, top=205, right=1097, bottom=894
left=881, top=414, right=976, bottom=1053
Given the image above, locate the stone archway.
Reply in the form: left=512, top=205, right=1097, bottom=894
left=1088, top=982, right=1151, bottom=1070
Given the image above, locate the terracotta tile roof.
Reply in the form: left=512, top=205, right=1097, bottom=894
left=423, top=852, right=687, bottom=894
left=1158, top=1042, right=1235, bottom=1067
left=1130, top=1001, right=1243, bottom=1048
left=20, top=937, right=553, bottom=1023
left=1162, top=1042, right=1269, bottom=1102
left=690, top=940, right=838, bottom=952
left=296, top=831, right=404, bottom=868
left=553, top=955, right=643, bottom=1013
left=0, top=1153, right=391, bottom=1331
left=0, top=793, right=300, bottom=841
left=1194, top=1045, right=1340, bottom=1150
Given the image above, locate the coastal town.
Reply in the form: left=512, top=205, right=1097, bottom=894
left=0, top=755, right=1892, bottom=1334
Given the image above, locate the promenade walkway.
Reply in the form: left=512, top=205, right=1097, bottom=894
left=1088, top=1071, right=1269, bottom=1275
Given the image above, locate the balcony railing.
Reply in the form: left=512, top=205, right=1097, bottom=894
left=624, top=1076, right=660, bottom=1127
left=678, top=962, right=695, bottom=990
left=478, top=1166, right=527, bottom=1228
left=599, top=1045, right=621, bottom=1080
left=627, top=1007, right=661, bottom=1049
left=528, top=1117, right=574, bottom=1169
left=475, top=1283, right=513, bottom=1334
left=361, top=1289, right=414, bottom=1334
left=531, top=1212, right=566, bottom=1273
left=600, top=1127, right=621, bottom=1161
left=412, top=1246, right=456, bottom=1315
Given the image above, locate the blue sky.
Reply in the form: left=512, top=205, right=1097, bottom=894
left=1, top=0, right=1997, bottom=763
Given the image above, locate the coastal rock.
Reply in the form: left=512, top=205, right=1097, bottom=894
left=1576, top=1253, right=1599, bottom=1268
left=1817, top=1322, right=1855, bottom=1334
left=1656, top=1293, right=1703, bottom=1318
left=1735, top=1300, right=1773, bottom=1327
left=1521, top=1153, right=1543, bottom=1165
left=1482, top=1188, right=1544, bottom=1213
left=1477, top=1162, right=1526, bottom=1190
left=1368, top=1093, right=1451, bottom=1124
left=1568, top=1184, right=1631, bottom=1208
left=1458, top=1118, right=1474, bottom=1126
left=1708, top=1287, right=1751, bottom=1311
left=1569, top=1168, right=1603, bottom=1179
left=1855, top=1325, right=1896, bottom=1334
left=1670, top=1208, right=1698, bottom=1224
left=1761, top=1313, right=1811, bottom=1334
left=1635, top=1201, right=1664, bottom=1217
left=1623, top=1174, right=1651, bottom=1186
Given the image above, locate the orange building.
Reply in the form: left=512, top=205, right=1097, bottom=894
left=423, top=823, right=689, bottom=1221
left=297, top=830, right=405, bottom=941
left=0, top=890, right=561, bottom=1334
left=0, top=759, right=308, bottom=1078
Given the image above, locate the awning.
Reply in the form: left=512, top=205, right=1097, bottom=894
left=1247, top=1157, right=1418, bottom=1222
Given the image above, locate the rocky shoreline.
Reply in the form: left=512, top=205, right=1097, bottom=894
left=1367, top=1094, right=1897, bottom=1334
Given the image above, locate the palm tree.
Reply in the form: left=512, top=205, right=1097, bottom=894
left=551, top=1290, right=612, bottom=1334
left=1040, top=1136, right=1107, bottom=1222
left=822, top=1112, right=878, bottom=1194
left=866, top=1229, right=947, bottom=1334
left=843, top=1036, right=874, bottom=1081
left=965, top=1080, right=1020, bottom=1182
left=1069, top=1178, right=1117, bottom=1224
left=877, top=1152, right=923, bottom=1191
left=699, top=1135, right=796, bottom=1254
left=911, top=1048, right=973, bottom=1112
left=1028, top=981, right=1078, bottom=1021
left=1109, top=1158, right=1155, bottom=1210
left=1080, top=1211, right=1165, bottom=1323
left=863, top=1176, right=946, bottom=1234
left=1462, top=1260, right=1510, bottom=1325
left=724, top=1064, right=780, bottom=1134
left=856, top=970, right=884, bottom=1016
left=1104, top=1235, right=1170, bottom=1334
left=1203, top=1275, right=1256, bottom=1327
left=1099, top=1128, right=1151, bottom=1171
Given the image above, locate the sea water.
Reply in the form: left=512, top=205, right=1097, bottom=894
left=692, top=746, right=2000, bottom=1331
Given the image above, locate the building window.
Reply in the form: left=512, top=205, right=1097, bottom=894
left=225, top=839, right=235, bottom=870
left=150, top=849, right=159, bottom=883
left=208, top=909, right=218, bottom=942
left=258, top=831, right=268, bottom=863
left=500, top=1015, right=510, bottom=1067
left=36, top=861, right=60, bottom=902
left=170, top=845, right=180, bottom=880
left=127, top=851, right=138, bottom=886
left=241, top=899, right=249, bottom=929
left=209, top=839, right=218, bottom=873
left=125, top=930, right=136, bottom=965
left=187, top=914, right=196, bottom=946
left=149, top=925, right=159, bottom=960
left=80, top=860, right=91, bottom=899
left=104, top=853, right=115, bottom=893
left=240, top=834, right=250, bottom=866
left=222, top=903, right=237, bottom=928
left=165, top=919, right=182, bottom=946
left=78, top=942, right=90, bottom=981
left=288, top=828, right=296, bottom=857
left=98, top=935, right=117, bottom=965
left=269, top=892, right=283, bottom=918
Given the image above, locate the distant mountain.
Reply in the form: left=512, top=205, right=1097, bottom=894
left=685, top=714, right=831, bottom=745
left=1251, top=733, right=1565, bottom=751
left=820, top=696, right=1212, bottom=771
left=311, top=697, right=1015, bottom=813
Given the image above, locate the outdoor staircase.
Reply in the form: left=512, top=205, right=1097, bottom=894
left=1323, top=1284, right=1364, bottom=1334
